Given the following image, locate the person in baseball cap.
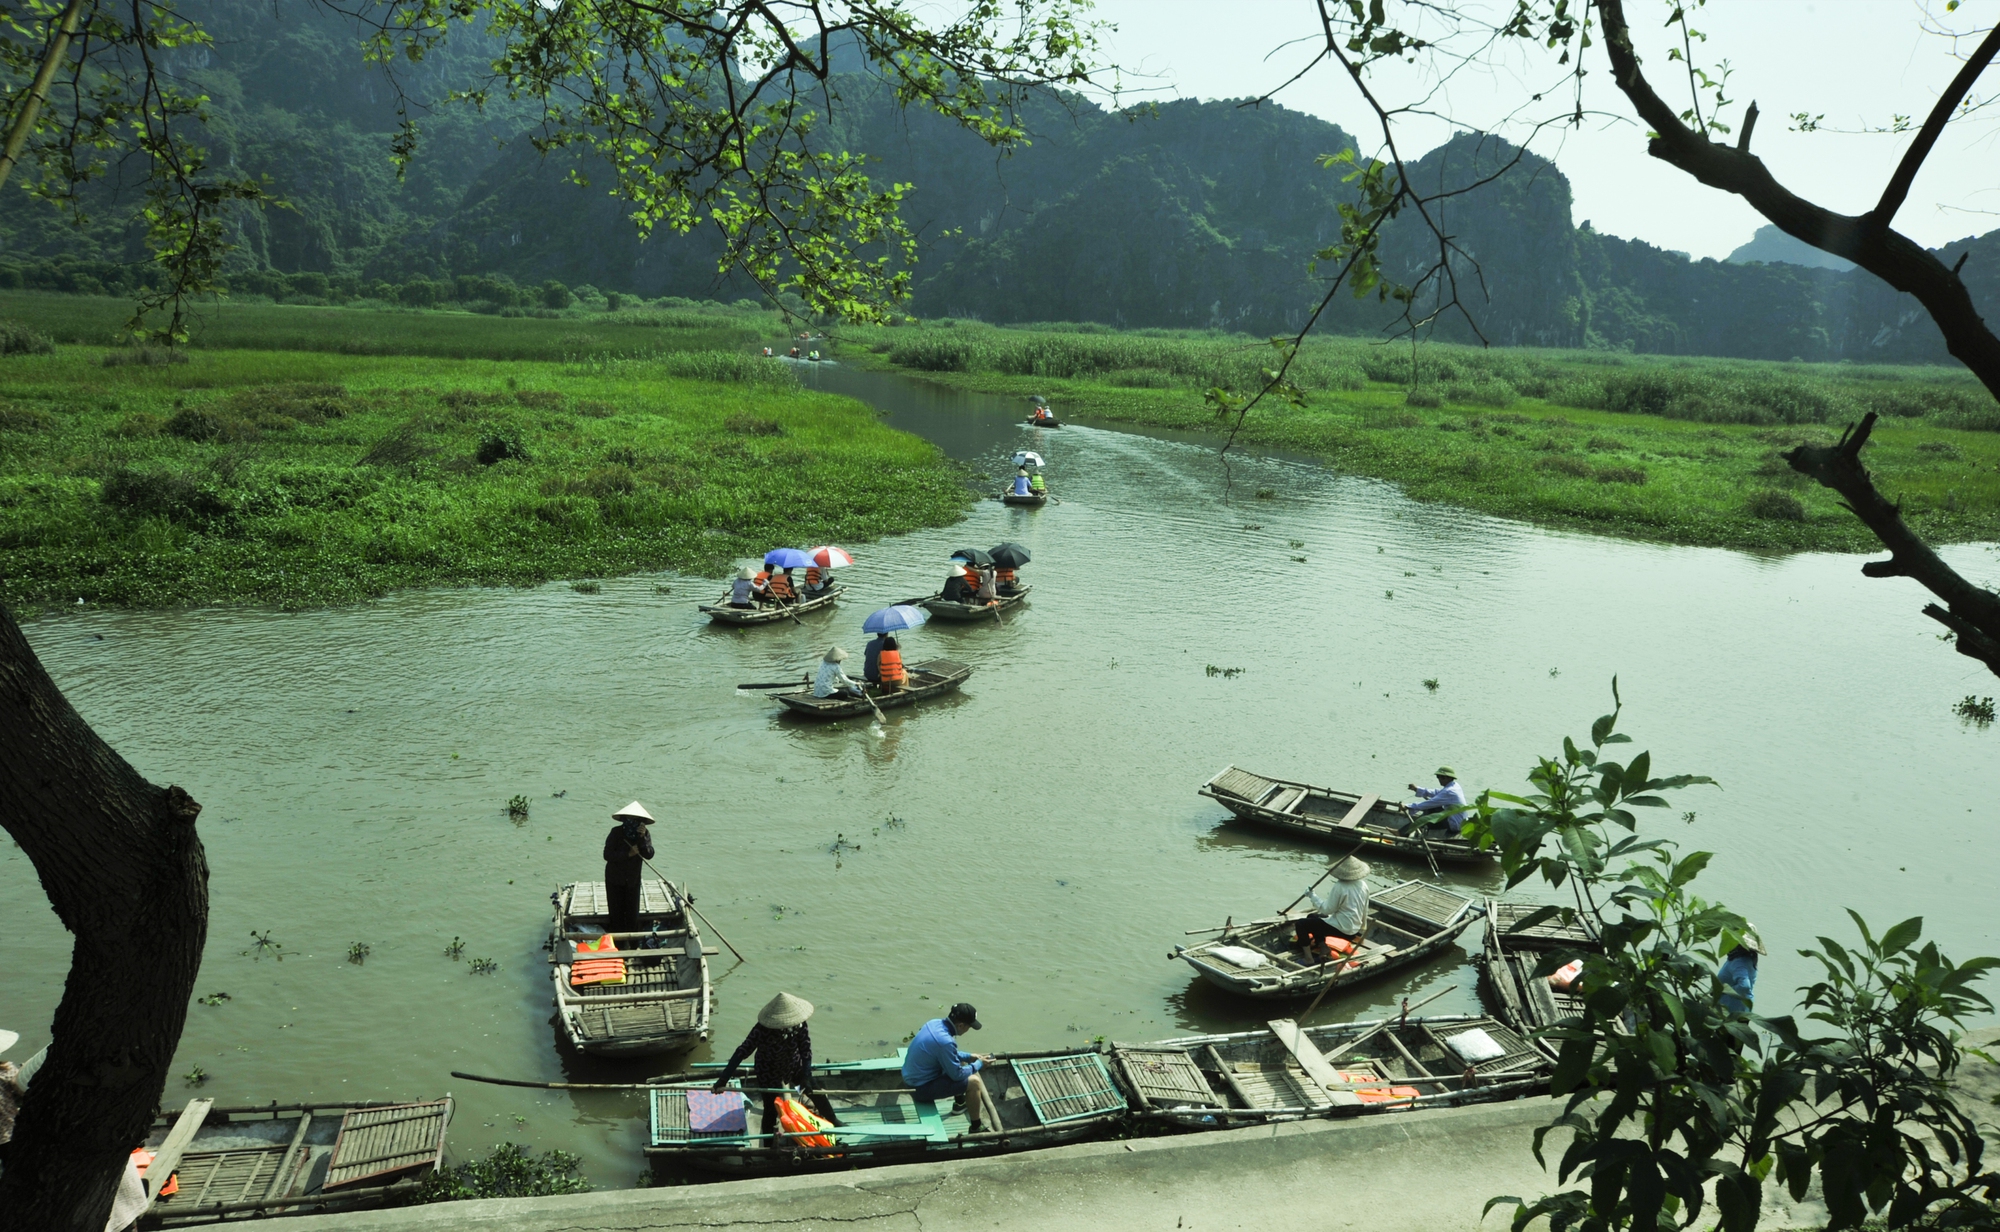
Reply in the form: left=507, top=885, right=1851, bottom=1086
left=900, top=1002, right=991, bottom=1132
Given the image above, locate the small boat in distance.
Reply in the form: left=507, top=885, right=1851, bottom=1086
left=773, top=659, right=972, bottom=720
left=1108, top=1012, right=1552, bottom=1129
left=698, top=585, right=843, bottom=625
left=644, top=1047, right=1124, bottom=1176
left=136, top=1097, right=452, bottom=1225
left=1198, top=765, right=1495, bottom=867
left=1001, top=491, right=1049, bottom=506
left=919, top=586, right=1032, bottom=621
left=1172, top=879, right=1480, bottom=1000
left=549, top=879, right=713, bottom=1058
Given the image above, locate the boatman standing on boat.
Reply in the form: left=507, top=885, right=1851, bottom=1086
left=1293, top=855, right=1370, bottom=953
left=812, top=646, right=866, bottom=699
left=1403, top=767, right=1472, bottom=837
left=603, top=801, right=656, bottom=936
left=711, top=992, right=842, bottom=1145
left=902, top=1003, right=992, bottom=1135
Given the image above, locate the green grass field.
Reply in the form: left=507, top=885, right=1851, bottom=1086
left=0, top=296, right=969, bottom=611
left=843, top=321, right=2000, bottom=552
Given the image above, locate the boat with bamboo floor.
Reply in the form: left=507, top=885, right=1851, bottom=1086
left=1001, top=491, right=1049, bottom=506
left=642, top=1047, right=1125, bottom=1176
left=1108, top=1012, right=1553, bottom=1129
left=1172, top=880, right=1480, bottom=1000
left=1198, top=765, right=1495, bottom=868
left=919, top=586, right=1032, bottom=621
left=698, top=585, right=843, bottom=626
left=549, top=879, right=714, bottom=1058
left=1479, top=899, right=1604, bottom=1034
left=773, top=659, right=971, bottom=719
left=135, top=1097, right=451, bottom=1226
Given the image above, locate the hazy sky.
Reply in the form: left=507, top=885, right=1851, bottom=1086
left=1071, top=0, right=1999, bottom=260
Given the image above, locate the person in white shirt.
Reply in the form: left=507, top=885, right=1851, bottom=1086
left=1292, top=855, right=1370, bottom=951
left=812, top=646, right=865, bottom=699
left=728, top=566, right=757, bottom=609
left=1404, top=767, right=1471, bottom=835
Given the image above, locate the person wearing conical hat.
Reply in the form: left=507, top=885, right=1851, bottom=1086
left=711, top=993, right=842, bottom=1145
left=1717, top=927, right=1766, bottom=1015
left=602, top=800, right=657, bottom=936
left=728, top=565, right=757, bottom=609
left=1403, top=766, right=1471, bottom=837
left=811, top=646, right=864, bottom=699
left=939, top=562, right=975, bottom=605
left=1293, top=855, right=1371, bottom=953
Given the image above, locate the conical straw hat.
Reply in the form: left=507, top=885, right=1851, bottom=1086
left=1331, top=855, right=1370, bottom=881
left=613, top=801, right=654, bottom=823
left=757, top=992, right=815, bottom=1029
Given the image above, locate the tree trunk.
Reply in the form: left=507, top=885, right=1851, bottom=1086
left=0, top=604, right=208, bottom=1232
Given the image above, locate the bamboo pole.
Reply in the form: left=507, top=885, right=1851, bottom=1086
left=0, top=0, right=86, bottom=192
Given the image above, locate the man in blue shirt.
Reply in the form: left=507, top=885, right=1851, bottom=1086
left=1403, top=767, right=1471, bottom=836
left=901, top=1003, right=991, bottom=1132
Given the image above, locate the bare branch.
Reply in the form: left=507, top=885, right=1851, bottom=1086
left=1875, top=22, right=2000, bottom=225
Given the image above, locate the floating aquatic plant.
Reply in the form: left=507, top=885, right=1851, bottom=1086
left=183, top=1065, right=207, bottom=1086
left=1955, top=695, right=1995, bottom=726
left=444, top=937, right=465, bottom=960
left=242, top=930, right=283, bottom=961
left=507, top=795, right=530, bottom=819
left=469, top=957, right=499, bottom=975
left=1205, top=665, right=1245, bottom=679
left=1423, top=678, right=1439, bottom=692
left=347, top=942, right=371, bottom=965
left=197, top=991, right=230, bottom=1007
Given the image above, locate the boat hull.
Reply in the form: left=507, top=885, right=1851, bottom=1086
left=1001, top=493, right=1049, bottom=506
left=774, top=659, right=970, bottom=719
left=921, top=585, right=1031, bottom=621
left=1199, top=764, right=1494, bottom=867
left=700, top=585, right=843, bottom=625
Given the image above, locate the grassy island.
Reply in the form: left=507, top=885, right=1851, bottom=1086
left=842, top=321, right=2000, bottom=554
left=0, top=294, right=969, bottom=611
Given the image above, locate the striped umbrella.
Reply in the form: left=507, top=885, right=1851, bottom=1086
left=809, top=545, right=855, bottom=568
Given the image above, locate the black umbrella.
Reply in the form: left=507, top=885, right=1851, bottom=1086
left=950, top=547, right=994, bottom=567
left=988, top=542, right=1031, bottom=568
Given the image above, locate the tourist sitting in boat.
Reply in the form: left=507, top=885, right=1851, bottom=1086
left=800, top=564, right=829, bottom=597
left=710, top=993, right=842, bottom=1146
left=1403, top=767, right=1472, bottom=836
left=751, top=565, right=775, bottom=605
left=864, top=632, right=906, bottom=692
left=939, top=564, right=976, bottom=604
left=994, top=564, right=1021, bottom=595
left=1029, top=396, right=1055, bottom=424
left=767, top=567, right=798, bottom=605
left=1293, top=855, right=1370, bottom=953
left=1011, top=468, right=1033, bottom=497
left=901, top=1003, right=991, bottom=1134
left=788, top=346, right=801, bottom=357
left=603, top=801, right=657, bottom=936
left=973, top=564, right=999, bottom=603
left=729, top=566, right=757, bottom=609
left=812, top=646, right=865, bottom=699
left=1028, top=471, right=1046, bottom=495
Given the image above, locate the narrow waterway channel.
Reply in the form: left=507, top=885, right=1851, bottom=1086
left=5, top=362, right=1996, bottom=1188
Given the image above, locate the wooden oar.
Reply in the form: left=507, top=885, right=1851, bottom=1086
left=1281, top=839, right=1367, bottom=914
left=738, top=679, right=809, bottom=690
left=644, top=862, right=745, bottom=963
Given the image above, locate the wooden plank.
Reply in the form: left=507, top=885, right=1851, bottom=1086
left=144, top=1097, right=213, bottom=1205
left=1335, top=793, right=1380, bottom=827
left=265, top=1112, right=311, bottom=1202
left=1203, top=1044, right=1258, bottom=1110
left=1266, top=1019, right=1345, bottom=1094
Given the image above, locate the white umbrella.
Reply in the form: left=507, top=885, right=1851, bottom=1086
left=1013, top=450, right=1045, bottom=468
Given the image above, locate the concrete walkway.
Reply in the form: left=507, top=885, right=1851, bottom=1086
left=260, top=1094, right=1830, bottom=1232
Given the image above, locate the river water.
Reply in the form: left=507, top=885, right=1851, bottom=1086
left=5, top=362, right=1997, bottom=1187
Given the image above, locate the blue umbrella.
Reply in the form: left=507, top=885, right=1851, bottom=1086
left=763, top=547, right=816, bottom=568
left=863, top=605, right=929, bottom=634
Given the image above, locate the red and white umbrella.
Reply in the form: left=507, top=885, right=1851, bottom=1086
left=809, top=545, right=855, bottom=568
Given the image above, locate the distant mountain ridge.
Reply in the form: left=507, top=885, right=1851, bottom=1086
left=1, top=0, right=1993, bottom=368
left=1728, top=225, right=1857, bottom=272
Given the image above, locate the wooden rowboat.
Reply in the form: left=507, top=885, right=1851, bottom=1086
left=698, top=584, right=843, bottom=625
left=773, top=658, right=971, bottom=719
left=135, top=1097, right=451, bottom=1225
left=919, top=585, right=1031, bottom=621
left=1199, top=765, right=1494, bottom=867
left=1025, top=417, right=1061, bottom=428
left=1172, top=879, right=1480, bottom=1000
left=1001, top=492, right=1049, bottom=506
left=1478, top=899, right=1604, bottom=1034
left=549, top=879, right=714, bottom=1058
left=643, top=1047, right=1124, bottom=1176
left=1108, top=1012, right=1553, bottom=1129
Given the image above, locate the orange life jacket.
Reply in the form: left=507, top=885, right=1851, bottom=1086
left=1322, top=936, right=1356, bottom=958
left=570, top=935, right=626, bottom=987
left=995, top=567, right=1017, bottom=587
left=1548, top=958, right=1584, bottom=991
left=774, top=1095, right=834, bottom=1148
left=132, top=1149, right=179, bottom=1197
left=804, top=566, right=823, bottom=588
left=768, top=571, right=796, bottom=599
left=878, top=648, right=906, bottom=686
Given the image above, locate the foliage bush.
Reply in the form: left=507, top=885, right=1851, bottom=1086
left=101, top=345, right=188, bottom=367
left=0, top=406, right=53, bottom=432
left=100, top=467, right=231, bottom=523
left=1746, top=489, right=1807, bottom=521
left=0, top=319, right=54, bottom=355
left=475, top=425, right=529, bottom=465
left=414, top=1143, right=588, bottom=1201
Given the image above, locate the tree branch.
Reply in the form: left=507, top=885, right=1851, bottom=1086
left=1784, top=415, right=2000, bottom=678
left=1875, top=22, right=2000, bottom=226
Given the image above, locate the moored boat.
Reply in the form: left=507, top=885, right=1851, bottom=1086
left=549, top=879, right=713, bottom=1058
left=1478, top=899, right=1604, bottom=1033
left=773, top=658, right=971, bottom=719
left=919, top=586, right=1031, bottom=621
left=1172, top=879, right=1480, bottom=1000
left=1108, top=1012, right=1552, bottom=1128
left=643, top=1047, right=1124, bottom=1176
left=1001, top=491, right=1049, bottom=506
left=1198, top=765, right=1494, bottom=868
left=135, top=1097, right=451, bottom=1225
left=698, top=585, right=843, bottom=625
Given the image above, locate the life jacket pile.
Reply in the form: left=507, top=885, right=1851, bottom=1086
left=1340, top=1072, right=1421, bottom=1107
left=773, top=1094, right=836, bottom=1148
left=1321, top=935, right=1362, bottom=971
left=570, top=934, right=627, bottom=987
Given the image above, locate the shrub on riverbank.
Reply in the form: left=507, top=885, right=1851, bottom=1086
left=0, top=348, right=970, bottom=610
left=848, top=323, right=2000, bottom=552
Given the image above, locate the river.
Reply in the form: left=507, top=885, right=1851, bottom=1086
left=4, top=361, right=1996, bottom=1187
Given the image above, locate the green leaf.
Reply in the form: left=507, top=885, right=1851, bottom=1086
left=1878, top=916, right=1923, bottom=957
